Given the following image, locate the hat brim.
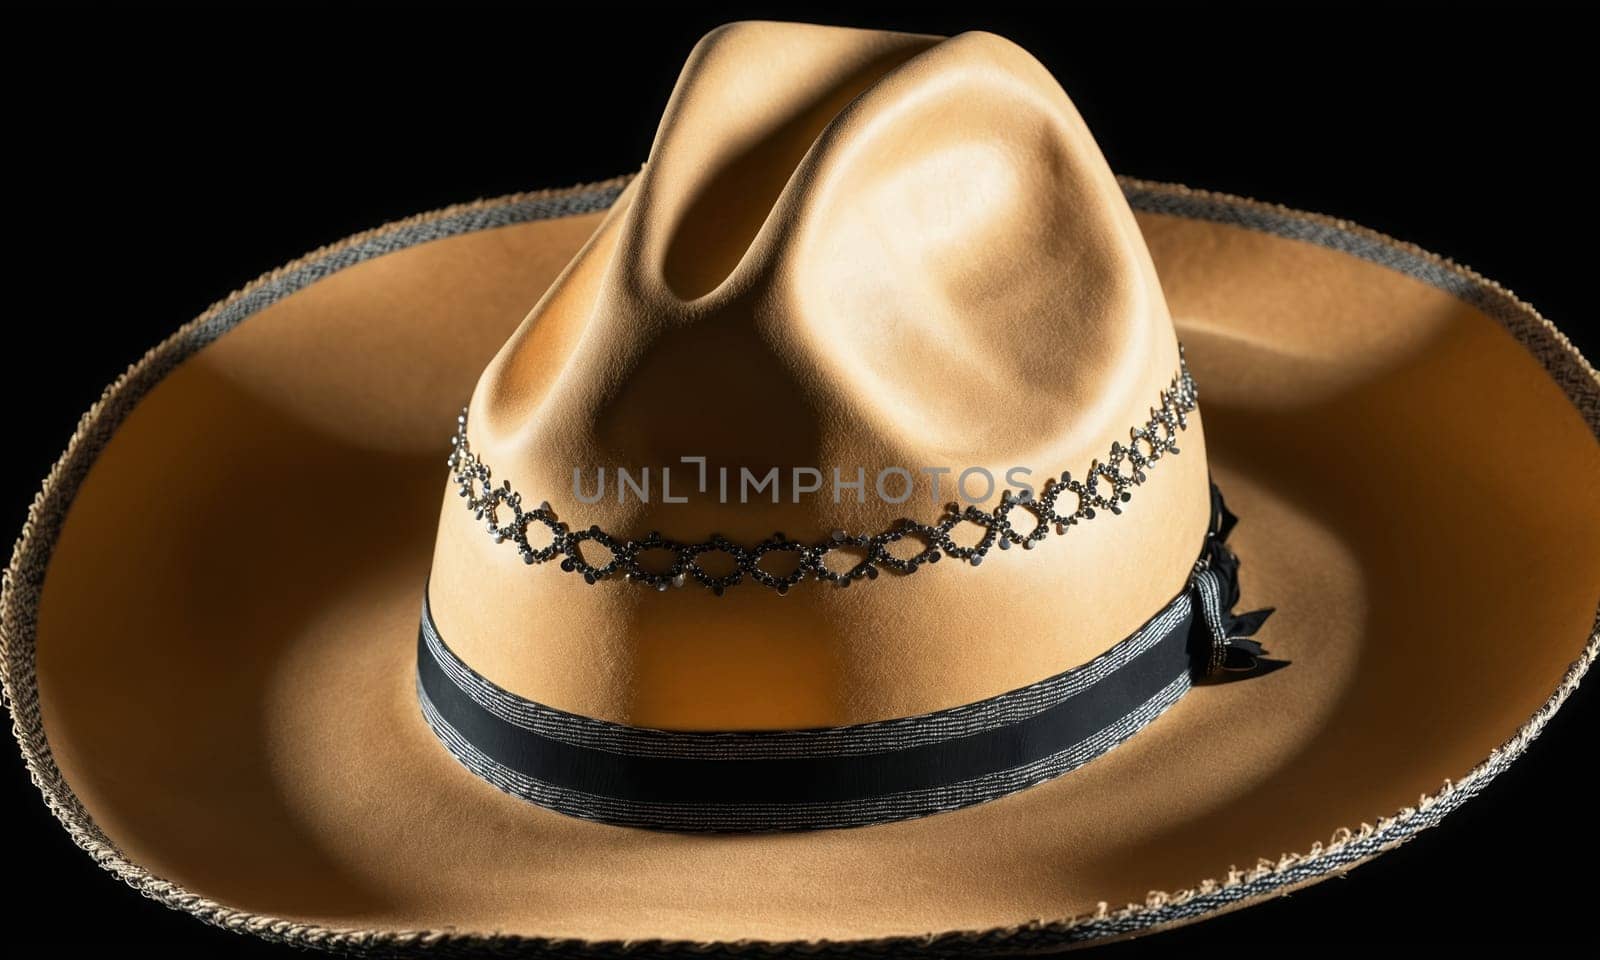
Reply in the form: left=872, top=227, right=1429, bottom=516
left=4, top=176, right=1596, bottom=953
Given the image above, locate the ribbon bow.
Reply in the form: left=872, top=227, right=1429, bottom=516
left=1188, top=483, right=1280, bottom=680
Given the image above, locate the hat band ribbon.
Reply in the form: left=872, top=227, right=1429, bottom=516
left=416, top=482, right=1275, bottom=832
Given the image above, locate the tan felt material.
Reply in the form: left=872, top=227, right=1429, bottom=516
left=29, top=199, right=1600, bottom=941
left=432, top=24, right=1208, bottom=731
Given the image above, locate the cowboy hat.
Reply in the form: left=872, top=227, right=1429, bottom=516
left=3, top=17, right=1597, bottom=953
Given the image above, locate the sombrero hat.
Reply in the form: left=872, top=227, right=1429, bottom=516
left=4, top=19, right=1597, bottom=954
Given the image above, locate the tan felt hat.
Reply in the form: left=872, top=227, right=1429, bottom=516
left=4, top=20, right=1598, bottom=954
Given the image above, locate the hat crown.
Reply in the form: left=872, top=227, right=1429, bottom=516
left=428, top=22, right=1213, bottom=730
left=471, top=22, right=1172, bottom=539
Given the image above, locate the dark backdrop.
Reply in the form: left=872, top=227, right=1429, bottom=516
left=5, top=2, right=1592, bottom=952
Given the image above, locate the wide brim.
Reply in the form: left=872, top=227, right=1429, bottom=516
left=3, top=176, right=1597, bottom=954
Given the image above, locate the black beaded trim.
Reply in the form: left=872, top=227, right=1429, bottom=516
left=448, top=349, right=1198, bottom=595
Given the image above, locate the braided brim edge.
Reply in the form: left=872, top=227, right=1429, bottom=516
left=2, top=175, right=1596, bottom=956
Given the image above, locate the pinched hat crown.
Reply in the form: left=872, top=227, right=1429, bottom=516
left=427, top=22, right=1214, bottom=741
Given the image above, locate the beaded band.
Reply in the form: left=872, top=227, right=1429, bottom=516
left=417, top=481, right=1276, bottom=832
left=448, top=349, right=1198, bottom=595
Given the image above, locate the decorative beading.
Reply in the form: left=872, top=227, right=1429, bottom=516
left=447, top=349, right=1199, bottom=595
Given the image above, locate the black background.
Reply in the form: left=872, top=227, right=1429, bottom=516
left=5, top=2, right=1594, bottom=953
